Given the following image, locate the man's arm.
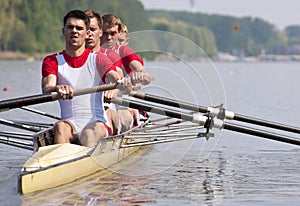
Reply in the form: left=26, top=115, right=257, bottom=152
left=42, top=74, right=73, bottom=99
left=129, top=60, right=151, bottom=85
left=42, top=74, right=57, bottom=93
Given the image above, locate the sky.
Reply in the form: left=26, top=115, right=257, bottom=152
left=139, top=0, right=300, bottom=30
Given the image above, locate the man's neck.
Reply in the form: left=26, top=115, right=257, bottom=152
left=93, top=44, right=100, bottom=52
left=65, top=45, right=86, bottom=57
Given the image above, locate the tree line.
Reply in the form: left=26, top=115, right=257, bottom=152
left=0, top=0, right=299, bottom=58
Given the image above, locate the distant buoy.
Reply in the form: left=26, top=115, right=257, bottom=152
left=3, top=87, right=10, bottom=91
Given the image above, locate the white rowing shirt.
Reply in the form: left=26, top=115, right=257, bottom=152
left=56, top=52, right=108, bottom=134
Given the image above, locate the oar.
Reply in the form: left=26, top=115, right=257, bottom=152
left=130, top=92, right=300, bottom=135
left=0, top=83, right=118, bottom=112
left=10, top=120, right=53, bottom=129
left=0, top=118, right=41, bottom=132
left=20, top=106, right=61, bottom=120
left=113, top=97, right=300, bottom=146
left=112, top=97, right=211, bottom=126
left=0, top=131, right=34, bottom=150
left=0, top=138, right=33, bottom=150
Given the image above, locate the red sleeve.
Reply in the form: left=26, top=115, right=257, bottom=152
left=96, top=52, right=117, bottom=83
left=107, top=50, right=122, bottom=69
left=42, top=53, right=58, bottom=79
left=120, top=46, right=144, bottom=75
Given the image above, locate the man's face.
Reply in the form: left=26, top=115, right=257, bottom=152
left=118, top=32, right=130, bottom=46
left=62, top=18, right=87, bottom=49
left=101, top=25, right=119, bottom=49
left=86, top=17, right=102, bottom=51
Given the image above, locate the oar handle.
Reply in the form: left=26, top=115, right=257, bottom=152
left=72, top=83, right=117, bottom=97
left=0, top=83, right=118, bottom=112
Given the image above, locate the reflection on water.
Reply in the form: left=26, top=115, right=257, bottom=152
left=21, top=141, right=234, bottom=206
left=22, top=170, right=156, bottom=205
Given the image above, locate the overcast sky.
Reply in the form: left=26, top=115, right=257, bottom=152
left=139, top=0, right=300, bottom=29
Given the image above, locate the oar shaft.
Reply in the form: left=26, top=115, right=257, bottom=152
left=0, top=118, right=40, bottom=132
left=131, top=92, right=300, bottom=134
left=0, top=94, right=53, bottom=111
left=112, top=97, right=208, bottom=125
left=224, top=122, right=300, bottom=146
left=21, top=106, right=61, bottom=120
left=119, top=96, right=300, bottom=147
left=233, top=114, right=300, bottom=134
left=130, top=92, right=208, bottom=113
left=0, top=83, right=117, bottom=112
left=0, top=139, right=33, bottom=150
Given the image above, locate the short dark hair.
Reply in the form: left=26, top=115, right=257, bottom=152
left=84, top=10, right=102, bottom=28
left=63, top=10, right=90, bottom=29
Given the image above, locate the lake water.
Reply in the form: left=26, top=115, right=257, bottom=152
left=0, top=60, right=300, bottom=205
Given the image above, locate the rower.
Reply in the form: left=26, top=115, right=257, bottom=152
left=118, top=24, right=130, bottom=46
left=101, top=13, right=151, bottom=132
left=41, top=10, right=132, bottom=147
left=84, top=9, right=123, bottom=135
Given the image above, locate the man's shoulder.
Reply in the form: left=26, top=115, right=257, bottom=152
left=43, top=51, right=63, bottom=62
left=117, top=45, right=136, bottom=56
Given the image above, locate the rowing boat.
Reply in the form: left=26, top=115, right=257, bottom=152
left=17, top=112, right=208, bottom=194
left=18, top=117, right=151, bottom=194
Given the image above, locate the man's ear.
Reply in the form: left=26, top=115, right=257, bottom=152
left=125, top=38, right=130, bottom=45
left=86, top=29, right=91, bottom=38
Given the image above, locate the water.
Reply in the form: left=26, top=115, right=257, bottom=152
left=0, top=60, right=300, bottom=205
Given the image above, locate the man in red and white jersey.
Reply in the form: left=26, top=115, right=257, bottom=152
left=41, top=10, right=131, bottom=147
left=118, top=24, right=130, bottom=46
left=101, top=14, right=151, bottom=132
left=84, top=9, right=123, bottom=136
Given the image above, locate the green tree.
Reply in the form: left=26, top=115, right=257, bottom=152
left=0, top=0, right=25, bottom=51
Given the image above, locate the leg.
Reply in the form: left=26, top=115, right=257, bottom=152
left=105, top=107, right=114, bottom=135
left=118, top=108, right=134, bottom=133
left=131, top=108, right=140, bottom=126
left=54, top=120, right=79, bottom=144
left=111, top=108, right=121, bottom=135
left=80, top=121, right=109, bottom=147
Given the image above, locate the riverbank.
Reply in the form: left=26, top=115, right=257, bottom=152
left=0, top=51, right=47, bottom=61
left=1, top=51, right=300, bottom=62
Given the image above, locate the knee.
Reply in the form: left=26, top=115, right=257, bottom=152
left=54, top=121, right=69, bottom=133
left=54, top=121, right=72, bottom=144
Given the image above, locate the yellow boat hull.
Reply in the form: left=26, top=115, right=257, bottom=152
left=18, top=138, right=141, bottom=194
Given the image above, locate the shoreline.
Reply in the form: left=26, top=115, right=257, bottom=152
left=0, top=51, right=48, bottom=61
left=1, top=51, right=300, bottom=62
